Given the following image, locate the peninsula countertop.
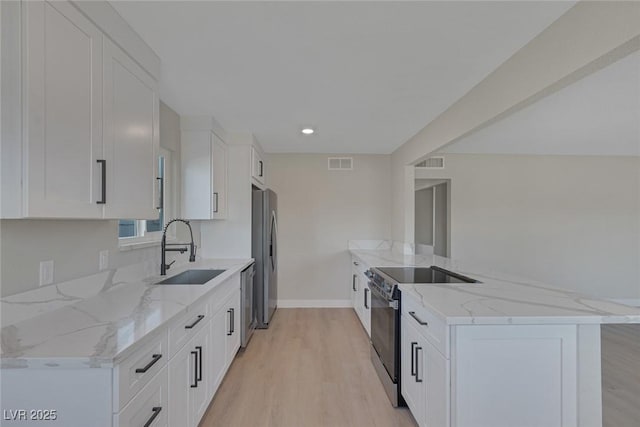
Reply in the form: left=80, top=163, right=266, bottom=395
left=350, top=249, right=640, bottom=326
left=1, top=258, right=254, bottom=369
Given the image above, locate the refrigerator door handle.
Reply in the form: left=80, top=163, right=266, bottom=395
left=270, top=211, right=278, bottom=272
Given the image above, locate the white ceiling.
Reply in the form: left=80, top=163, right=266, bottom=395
left=439, top=51, right=640, bottom=156
left=112, top=1, right=575, bottom=154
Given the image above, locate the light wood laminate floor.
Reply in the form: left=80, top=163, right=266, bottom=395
left=201, top=309, right=639, bottom=427
left=200, top=308, right=416, bottom=427
left=602, top=324, right=640, bottom=427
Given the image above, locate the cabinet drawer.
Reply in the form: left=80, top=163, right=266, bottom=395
left=208, top=273, right=240, bottom=314
left=168, top=300, right=210, bottom=358
left=114, top=365, right=168, bottom=427
left=402, top=294, right=449, bottom=359
left=113, top=331, right=168, bottom=412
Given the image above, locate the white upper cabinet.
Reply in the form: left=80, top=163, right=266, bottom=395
left=102, top=38, right=159, bottom=220
left=0, top=0, right=160, bottom=219
left=251, top=146, right=266, bottom=187
left=181, top=117, right=229, bottom=220
left=22, top=0, right=104, bottom=218
left=211, top=134, right=228, bottom=219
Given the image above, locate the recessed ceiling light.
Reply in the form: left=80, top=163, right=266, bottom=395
left=301, top=127, right=315, bottom=135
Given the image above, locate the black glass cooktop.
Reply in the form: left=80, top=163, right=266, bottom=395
left=376, top=266, right=477, bottom=284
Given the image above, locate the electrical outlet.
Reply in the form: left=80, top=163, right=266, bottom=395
left=39, top=260, right=54, bottom=287
left=99, top=250, right=109, bottom=271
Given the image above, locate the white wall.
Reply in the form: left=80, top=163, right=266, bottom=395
left=267, top=154, right=391, bottom=303
left=390, top=2, right=640, bottom=244
left=415, top=154, right=640, bottom=300
left=0, top=102, right=198, bottom=297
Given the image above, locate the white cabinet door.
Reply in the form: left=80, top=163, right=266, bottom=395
left=181, top=131, right=228, bottom=220
left=114, top=366, right=168, bottom=427
left=189, top=324, right=211, bottom=425
left=453, top=325, right=578, bottom=427
left=181, top=130, right=212, bottom=220
left=212, top=134, right=228, bottom=219
left=350, top=259, right=371, bottom=337
left=402, top=315, right=426, bottom=426
left=361, top=270, right=371, bottom=337
left=425, top=341, right=449, bottom=427
left=169, top=324, right=210, bottom=427
left=103, top=38, right=159, bottom=220
left=225, top=289, right=241, bottom=366
left=350, top=264, right=359, bottom=311
left=251, top=146, right=265, bottom=185
left=208, top=308, right=228, bottom=396
left=168, top=342, right=192, bottom=427
left=23, top=0, right=103, bottom=218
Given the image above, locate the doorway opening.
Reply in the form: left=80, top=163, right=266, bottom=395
left=414, top=179, right=450, bottom=257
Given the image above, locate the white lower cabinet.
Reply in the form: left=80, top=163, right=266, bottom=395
left=0, top=272, right=243, bottom=427
left=401, top=311, right=449, bottom=427
left=225, top=289, right=242, bottom=364
left=113, top=332, right=168, bottom=411
left=401, top=316, right=425, bottom=424
left=168, top=342, right=191, bottom=427
left=351, top=257, right=371, bottom=337
left=209, top=307, right=229, bottom=395
left=169, top=324, right=210, bottom=427
left=360, top=267, right=371, bottom=337
left=166, top=277, right=241, bottom=427
left=189, top=325, right=211, bottom=424
left=114, top=365, right=168, bottom=427
left=402, top=293, right=587, bottom=427
left=351, top=264, right=359, bottom=309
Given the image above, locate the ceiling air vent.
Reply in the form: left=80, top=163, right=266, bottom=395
left=328, top=157, right=353, bottom=170
left=415, top=156, right=444, bottom=169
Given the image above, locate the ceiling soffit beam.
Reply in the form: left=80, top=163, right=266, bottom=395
left=390, top=0, right=640, bottom=244
left=392, top=1, right=640, bottom=166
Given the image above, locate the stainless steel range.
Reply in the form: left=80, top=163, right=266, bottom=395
left=366, top=266, right=478, bottom=407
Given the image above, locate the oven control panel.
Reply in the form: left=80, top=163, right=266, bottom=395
left=366, top=269, right=397, bottom=300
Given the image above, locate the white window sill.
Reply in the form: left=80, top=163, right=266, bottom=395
left=119, top=240, right=160, bottom=251
left=118, top=236, right=177, bottom=252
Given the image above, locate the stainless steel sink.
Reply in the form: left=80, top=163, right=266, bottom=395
left=156, top=269, right=226, bottom=285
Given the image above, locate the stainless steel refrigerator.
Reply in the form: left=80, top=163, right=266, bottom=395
left=252, top=189, right=278, bottom=328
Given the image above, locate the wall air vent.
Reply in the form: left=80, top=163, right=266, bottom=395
left=415, top=156, right=445, bottom=169
left=328, top=157, right=353, bottom=170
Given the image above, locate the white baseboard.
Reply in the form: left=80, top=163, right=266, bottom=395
left=609, top=298, right=640, bottom=308
left=277, top=299, right=352, bottom=308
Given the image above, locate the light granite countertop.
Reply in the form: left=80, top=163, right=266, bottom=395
left=350, top=249, right=640, bottom=326
left=1, top=258, right=253, bottom=369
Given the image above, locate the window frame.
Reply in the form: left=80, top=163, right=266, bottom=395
left=118, top=148, right=175, bottom=248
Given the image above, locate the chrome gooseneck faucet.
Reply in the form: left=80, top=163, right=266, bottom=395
left=161, top=218, right=196, bottom=275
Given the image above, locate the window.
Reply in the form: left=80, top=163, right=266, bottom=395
left=119, top=149, right=173, bottom=245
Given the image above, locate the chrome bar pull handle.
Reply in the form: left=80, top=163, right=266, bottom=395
left=135, top=354, right=162, bottom=373
left=410, top=342, right=417, bottom=376
left=409, top=311, right=428, bottom=326
left=415, top=346, right=423, bottom=383
left=190, top=350, right=198, bottom=387
left=143, top=407, right=162, bottom=427
left=96, top=159, right=106, bottom=204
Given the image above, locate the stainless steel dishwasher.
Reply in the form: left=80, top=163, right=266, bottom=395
left=241, top=263, right=257, bottom=348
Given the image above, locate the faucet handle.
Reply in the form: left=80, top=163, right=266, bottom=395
left=166, top=260, right=176, bottom=270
